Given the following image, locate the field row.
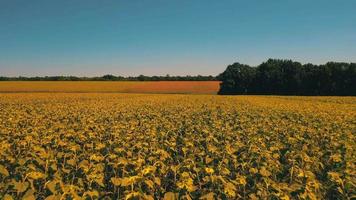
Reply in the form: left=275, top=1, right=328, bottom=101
left=0, top=81, right=220, bottom=94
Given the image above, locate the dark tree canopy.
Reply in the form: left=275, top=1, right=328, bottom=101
left=217, top=63, right=256, bottom=94
left=218, top=59, right=356, bottom=96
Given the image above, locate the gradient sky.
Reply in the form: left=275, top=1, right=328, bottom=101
left=1, top=0, right=355, bottom=76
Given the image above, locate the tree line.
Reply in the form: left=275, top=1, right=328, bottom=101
left=218, top=59, right=356, bottom=95
left=1, top=59, right=355, bottom=95
left=0, top=74, right=217, bottom=81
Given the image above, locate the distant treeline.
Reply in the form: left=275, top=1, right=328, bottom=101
left=0, top=74, right=217, bottom=81
left=218, top=59, right=356, bottom=96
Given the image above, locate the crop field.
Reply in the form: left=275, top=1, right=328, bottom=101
left=0, top=81, right=220, bottom=94
left=0, top=94, right=355, bottom=199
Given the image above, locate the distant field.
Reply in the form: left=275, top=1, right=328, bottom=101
left=0, top=81, right=220, bottom=94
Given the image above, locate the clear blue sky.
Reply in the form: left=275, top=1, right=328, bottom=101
left=1, top=0, right=355, bottom=76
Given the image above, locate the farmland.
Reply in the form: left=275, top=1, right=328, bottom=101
left=0, top=81, right=220, bottom=94
left=0, top=94, right=355, bottom=199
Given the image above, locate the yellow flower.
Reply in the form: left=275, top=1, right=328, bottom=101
left=142, top=166, right=156, bottom=175
left=249, top=168, right=258, bottom=174
left=330, top=154, right=342, bottom=163
left=237, top=176, right=247, bottom=186
left=328, top=172, right=343, bottom=185
left=27, top=171, right=46, bottom=180
left=224, top=182, right=236, bottom=197
left=205, top=167, right=214, bottom=174
left=259, top=167, right=271, bottom=177
left=177, top=172, right=196, bottom=192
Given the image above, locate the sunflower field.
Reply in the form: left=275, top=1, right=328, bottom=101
left=0, top=94, right=355, bottom=199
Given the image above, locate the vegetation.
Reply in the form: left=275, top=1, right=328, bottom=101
left=2, top=58, right=356, bottom=96
left=0, top=94, right=354, bottom=199
left=0, top=75, right=217, bottom=81
left=0, top=81, right=220, bottom=94
left=218, top=59, right=356, bottom=95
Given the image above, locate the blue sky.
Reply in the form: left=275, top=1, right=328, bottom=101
left=0, top=0, right=355, bottom=76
